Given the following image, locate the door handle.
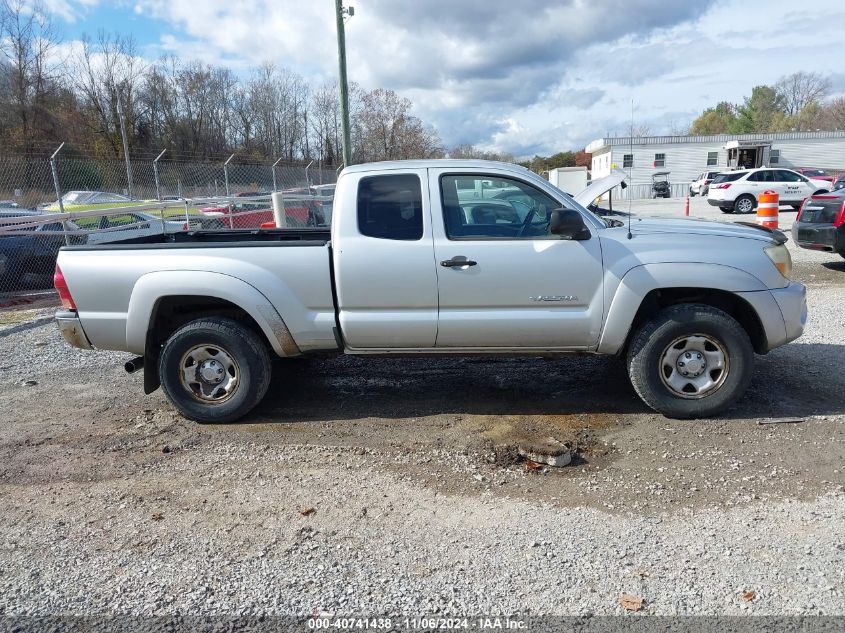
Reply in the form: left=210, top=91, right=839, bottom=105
left=440, top=257, right=477, bottom=268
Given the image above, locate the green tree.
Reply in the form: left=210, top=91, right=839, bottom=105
left=690, top=102, right=736, bottom=135
left=731, top=86, right=785, bottom=133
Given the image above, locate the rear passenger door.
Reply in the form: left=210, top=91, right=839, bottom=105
left=333, top=169, right=439, bottom=349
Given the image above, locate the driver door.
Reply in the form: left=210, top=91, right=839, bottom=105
left=429, top=170, right=604, bottom=349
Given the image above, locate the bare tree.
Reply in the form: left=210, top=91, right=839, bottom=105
left=818, top=96, right=845, bottom=131
left=353, top=88, right=443, bottom=162
left=74, top=32, right=146, bottom=157
left=628, top=122, right=651, bottom=138
left=775, top=71, right=831, bottom=117
left=448, top=143, right=514, bottom=162
left=0, top=0, right=61, bottom=152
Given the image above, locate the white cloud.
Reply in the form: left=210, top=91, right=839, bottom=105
left=45, top=0, right=845, bottom=155
left=43, top=0, right=98, bottom=23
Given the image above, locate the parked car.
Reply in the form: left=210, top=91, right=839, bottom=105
left=689, top=170, right=723, bottom=197
left=55, top=159, right=805, bottom=424
left=0, top=200, right=20, bottom=209
left=0, top=210, right=84, bottom=289
left=85, top=211, right=188, bottom=245
left=43, top=191, right=132, bottom=212
left=707, top=168, right=831, bottom=213
left=199, top=195, right=275, bottom=229
left=791, top=190, right=845, bottom=259
left=311, top=184, right=336, bottom=223
left=795, top=168, right=837, bottom=184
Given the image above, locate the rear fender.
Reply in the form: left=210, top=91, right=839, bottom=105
left=126, top=270, right=301, bottom=357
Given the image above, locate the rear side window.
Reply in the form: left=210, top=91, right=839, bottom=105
left=712, top=172, right=747, bottom=183
left=357, top=174, right=423, bottom=241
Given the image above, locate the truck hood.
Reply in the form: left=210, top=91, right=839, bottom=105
left=574, top=171, right=627, bottom=206
left=628, top=216, right=785, bottom=243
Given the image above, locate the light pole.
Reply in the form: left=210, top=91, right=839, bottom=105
left=117, top=96, right=134, bottom=199
left=334, top=0, right=353, bottom=168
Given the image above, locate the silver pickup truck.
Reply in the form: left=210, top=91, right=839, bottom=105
left=54, top=159, right=807, bottom=423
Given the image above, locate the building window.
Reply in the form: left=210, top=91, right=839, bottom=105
left=623, top=154, right=633, bottom=168
left=707, top=151, right=718, bottom=166
left=770, top=149, right=780, bottom=165
left=654, top=153, right=666, bottom=168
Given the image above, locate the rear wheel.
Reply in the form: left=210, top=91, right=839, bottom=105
left=734, top=194, right=756, bottom=214
left=159, top=317, right=271, bottom=423
left=627, top=304, right=754, bottom=419
left=689, top=187, right=696, bottom=197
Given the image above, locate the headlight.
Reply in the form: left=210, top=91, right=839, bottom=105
left=764, top=244, right=792, bottom=278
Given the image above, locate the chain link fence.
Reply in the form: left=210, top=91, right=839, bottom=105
left=0, top=152, right=338, bottom=298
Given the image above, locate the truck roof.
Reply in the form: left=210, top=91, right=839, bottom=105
left=341, top=159, right=534, bottom=175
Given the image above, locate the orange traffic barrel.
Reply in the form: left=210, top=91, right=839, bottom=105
left=756, top=190, right=779, bottom=229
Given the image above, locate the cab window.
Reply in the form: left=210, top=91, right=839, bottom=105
left=747, top=171, right=772, bottom=182
left=357, top=174, right=423, bottom=241
left=440, top=174, right=561, bottom=240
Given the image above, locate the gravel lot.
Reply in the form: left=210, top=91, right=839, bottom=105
left=0, top=198, right=843, bottom=620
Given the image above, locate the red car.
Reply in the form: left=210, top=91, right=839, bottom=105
left=795, top=168, right=838, bottom=184
left=200, top=191, right=324, bottom=229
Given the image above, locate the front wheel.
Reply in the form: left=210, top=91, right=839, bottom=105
left=689, top=188, right=696, bottom=197
left=627, top=304, right=754, bottom=419
left=159, top=317, right=272, bottom=423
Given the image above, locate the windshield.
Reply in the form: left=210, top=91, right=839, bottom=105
left=802, top=169, right=826, bottom=177
left=60, top=192, right=89, bottom=204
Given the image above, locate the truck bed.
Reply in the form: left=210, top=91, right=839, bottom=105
left=64, top=227, right=332, bottom=250
left=57, top=228, right=338, bottom=355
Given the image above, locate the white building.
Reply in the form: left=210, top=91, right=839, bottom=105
left=586, top=131, right=845, bottom=198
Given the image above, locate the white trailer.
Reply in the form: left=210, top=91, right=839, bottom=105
left=548, top=166, right=588, bottom=194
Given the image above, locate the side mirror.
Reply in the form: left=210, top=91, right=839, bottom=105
left=550, top=208, right=591, bottom=240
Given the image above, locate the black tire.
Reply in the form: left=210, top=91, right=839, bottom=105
left=627, top=304, right=754, bottom=419
left=689, top=188, right=696, bottom=197
left=159, top=317, right=271, bottom=423
left=734, top=194, right=756, bottom=214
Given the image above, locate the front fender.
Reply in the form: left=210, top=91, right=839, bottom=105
left=125, top=270, right=300, bottom=357
left=597, top=263, right=768, bottom=354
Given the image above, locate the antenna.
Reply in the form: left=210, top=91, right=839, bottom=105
left=627, top=99, right=634, bottom=240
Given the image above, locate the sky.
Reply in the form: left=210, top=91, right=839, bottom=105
left=43, top=0, right=845, bottom=157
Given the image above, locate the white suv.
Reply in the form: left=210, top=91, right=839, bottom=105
left=689, top=170, right=723, bottom=197
left=707, top=168, right=831, bottom=214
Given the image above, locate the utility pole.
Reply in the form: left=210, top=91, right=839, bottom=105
left=334, top=0, right=353, bottom=168
left=117, top=96, right=134, bottom=199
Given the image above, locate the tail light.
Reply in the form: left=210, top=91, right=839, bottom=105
left=834, top=200, right=845, bottom=228
left=714, top=183, right=732, bottom=189
left=260, top=220, right=276, bottom=229
left=796, top=198, right=807, bottom=221
left=54, top=263, right=76, bottom=310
